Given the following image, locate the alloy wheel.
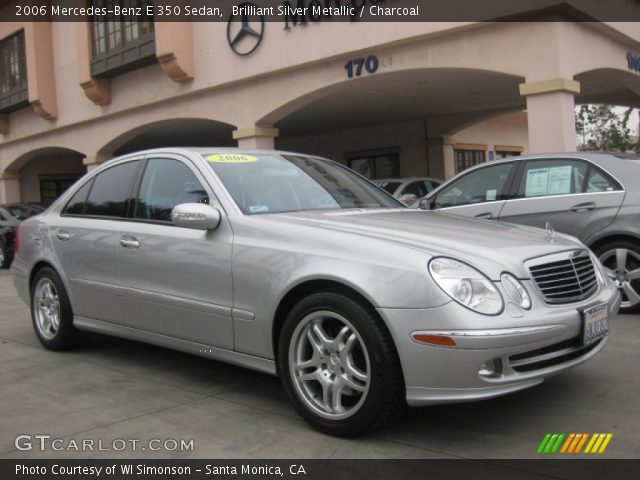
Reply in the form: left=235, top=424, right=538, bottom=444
left=288, top=311, right=371, bottom=420
left=599, top=248, right=640, bottom=310
left=33, top=277, right=61, bottom=340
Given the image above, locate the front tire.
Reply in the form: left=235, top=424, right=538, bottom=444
left=30, top=267, right=86, bottom=350
left=595, top=241, right=640, bottom=314
left=278, top=291, right=405, bottom=437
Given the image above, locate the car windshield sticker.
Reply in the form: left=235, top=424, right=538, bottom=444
left=547, top=165, right=573, bottom=195
left=525, top=168, right=549, bottom=197
left=249, top=205, right=270, bottom=213
left=486, top=189, right=497, bottom=201
left=206, top=154, right=258, bottom=163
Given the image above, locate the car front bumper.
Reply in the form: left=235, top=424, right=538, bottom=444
left=378, top=280, right=621, bottom=406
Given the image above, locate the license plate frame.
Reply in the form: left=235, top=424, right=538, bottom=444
left=582, top=303, right=609, bottom=346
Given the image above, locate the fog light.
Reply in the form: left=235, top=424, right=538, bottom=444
left=479, top=359, right=502, bottom=378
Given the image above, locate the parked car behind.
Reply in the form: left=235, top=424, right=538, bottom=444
left=417, top=153, right=640, bottom=313
left=373, top=177, right=442, bottom=204
left=0, top=207, right=20, bottom=268
left=12, top=149, right=620, bottom=436
left=2, top=203, right=45, bottom=221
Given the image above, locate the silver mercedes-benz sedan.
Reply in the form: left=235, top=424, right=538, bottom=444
left=11, top=148, right=620, bottom=437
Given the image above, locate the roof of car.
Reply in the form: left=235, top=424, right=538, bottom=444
left=374, top=177, right=443, bottom=183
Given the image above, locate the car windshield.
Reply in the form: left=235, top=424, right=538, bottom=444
left=205, top=153, right=403, bottom=215
left=372, top=181, right=401, bottom=194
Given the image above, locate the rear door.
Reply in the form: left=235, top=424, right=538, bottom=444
left=116, top=155, right=234, bottom=349
left=430, top=161, right=517, bottom=219
left=498, top=158, right=625, bottom=241
left=51, top=159, right=142, bottom=324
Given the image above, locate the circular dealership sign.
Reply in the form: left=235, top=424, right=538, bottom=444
left=227, top=2, right=265, bottom=56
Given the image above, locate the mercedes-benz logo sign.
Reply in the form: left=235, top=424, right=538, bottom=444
left=227, top=2, right=265, bottom=56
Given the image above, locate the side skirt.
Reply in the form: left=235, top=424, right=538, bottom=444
left=73, top=315, right=277, bottom=376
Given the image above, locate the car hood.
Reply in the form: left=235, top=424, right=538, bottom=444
left=273, top=209, right=585, bottom=279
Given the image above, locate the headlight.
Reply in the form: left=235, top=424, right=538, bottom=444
left=429, top=258, right=503, bottom=315
left=500, top=273, right=532, bottom=310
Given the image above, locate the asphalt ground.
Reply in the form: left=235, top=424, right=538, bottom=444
left=0, top=269, right=638, bottom=459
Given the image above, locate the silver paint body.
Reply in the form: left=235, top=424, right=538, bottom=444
left=11, top=148, right=621, bottom=406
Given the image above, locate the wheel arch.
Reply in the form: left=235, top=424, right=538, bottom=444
left=588, top=233, right=640, bottom=253
left=271, top=279, right=394, bottom=367
left=28, top=260, right=60, bottom=293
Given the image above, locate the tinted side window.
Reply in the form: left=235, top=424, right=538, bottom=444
left=517, top=159, right=587, bottom=198
left=63, top=180, right=93, bottom=215
left=135, top=159, right=209, bottom=222
left=585, top=167, right=621, bottom=192
left=435, top=163, right=514, bottom=208
left=85, top=161, right=140, bottom=218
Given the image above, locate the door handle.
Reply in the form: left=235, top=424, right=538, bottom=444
left=474, top=212, right=494, bottom=220
left=119, top=236, right=140, bottom=249
left=56, top=230, right=71, bottom=241
left=570, top=202, right=596, bottom=212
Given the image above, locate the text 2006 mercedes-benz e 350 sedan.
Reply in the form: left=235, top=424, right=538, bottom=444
left=11, top=149, right=621, bottom=436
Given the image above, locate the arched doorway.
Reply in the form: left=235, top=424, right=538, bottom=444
left=260, top=68, right=526, bottom=179
left=98, top=118, right=237, bottom=158
left=4, top=147, right=85, bottom=205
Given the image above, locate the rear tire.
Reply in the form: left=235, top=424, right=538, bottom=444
left=30, top=267, right=86, bottom=350
left=595, top=241, right=640, bottom=314
left=278, top=291, right=406, bottom=437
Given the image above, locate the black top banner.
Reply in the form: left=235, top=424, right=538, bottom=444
left=0, top=0, right=639, bottom=22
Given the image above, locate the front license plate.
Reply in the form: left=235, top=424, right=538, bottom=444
left=582, top=303, right=609, bottom=346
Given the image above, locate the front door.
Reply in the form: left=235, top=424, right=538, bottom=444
left=117, top=156, right=234, bottom=349
left=431, top=161, right=517, bottom=220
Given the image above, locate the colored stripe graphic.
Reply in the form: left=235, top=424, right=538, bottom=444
left=539, top=433, right=613, bottom=454
left=585, top=433, right=614, bottom=454
left=537, top=433, right=565, bottom=453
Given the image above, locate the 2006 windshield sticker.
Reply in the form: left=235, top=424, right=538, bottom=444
left=206, top=154, right=258, bottom=163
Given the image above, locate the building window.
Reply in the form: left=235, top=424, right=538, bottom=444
left=455, top=149, right=485, bottom=174
left=40, top=178, right=81, bottom=205
left=91, top=0, right=156, bottom=78
left=0, top=30, right=29, bottom=113
left=348, top=153, right=400, bottom=180
left=495, top=151, right=519, bottom=159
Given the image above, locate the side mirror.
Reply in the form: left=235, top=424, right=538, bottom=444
left=399, top=193, right=418, bottom=205
left=172, top=203, right=222, bottom=230
left=418, top=197, right=432, bottom=210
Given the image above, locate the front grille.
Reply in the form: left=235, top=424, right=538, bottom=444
left=508, top=336, right=602, bottom=373
left=528, top=251, right=598, bottom=304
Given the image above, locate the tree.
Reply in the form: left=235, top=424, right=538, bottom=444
left=575, top=105, right=637, bottom=152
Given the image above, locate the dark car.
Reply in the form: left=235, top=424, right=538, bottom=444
left=417, top=152, right=640, bottom=313
left=2, top=203, right=45, bottom=220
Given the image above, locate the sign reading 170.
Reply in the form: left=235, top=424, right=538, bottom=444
left=345, top=56, right=379, bottom=78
